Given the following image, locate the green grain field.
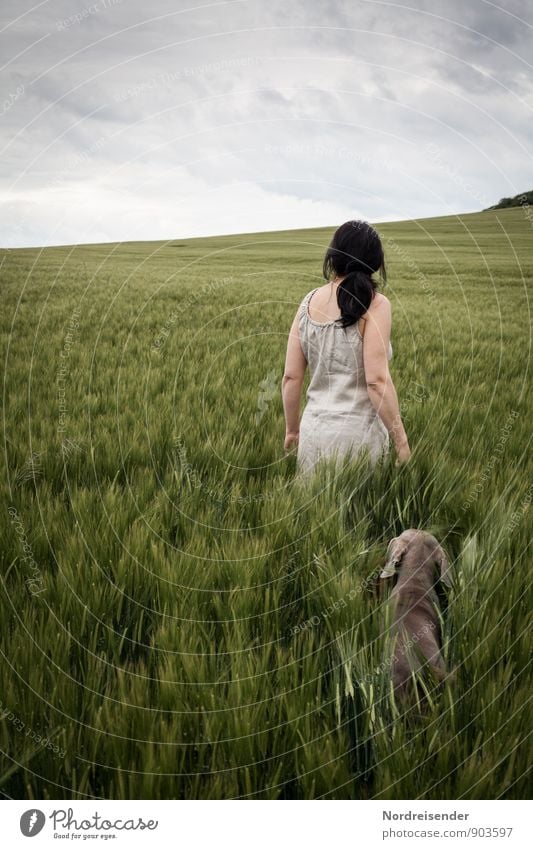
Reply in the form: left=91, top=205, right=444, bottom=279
left=1, top=208, right=531, bottom=799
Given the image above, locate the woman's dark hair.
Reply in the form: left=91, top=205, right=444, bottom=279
left=322, top=220, right=386, bottom=328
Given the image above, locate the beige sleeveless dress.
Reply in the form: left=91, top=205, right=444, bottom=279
left=296, top=287, right=392, bottom=475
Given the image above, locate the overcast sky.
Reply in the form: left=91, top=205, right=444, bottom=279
left=1, top=0, right=532, bottom=247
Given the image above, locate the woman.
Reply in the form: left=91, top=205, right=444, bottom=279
left=282, top=220, right=411, bottom=474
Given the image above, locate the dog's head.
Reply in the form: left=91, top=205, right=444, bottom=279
left=380, top=529, right=452, bottom=588
left=379, top=528, right=419, bottom=578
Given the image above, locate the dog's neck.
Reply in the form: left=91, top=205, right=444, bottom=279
left=395, top=562, right=440, bottom=595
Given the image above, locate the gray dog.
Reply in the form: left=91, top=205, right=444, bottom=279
left=380, top=529, right=453, bottom=703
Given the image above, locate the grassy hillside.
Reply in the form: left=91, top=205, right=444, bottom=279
left=1, top=207, right=531, bottom=799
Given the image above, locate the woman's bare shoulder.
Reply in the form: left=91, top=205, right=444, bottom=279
left=360, top=291, right=390, bottom=319
left=370, top=291, right=390, bottom=309
left=312, top=283, right=332, bottom=297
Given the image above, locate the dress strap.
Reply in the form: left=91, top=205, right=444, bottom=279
left=299, top=287, right=319, bottom=319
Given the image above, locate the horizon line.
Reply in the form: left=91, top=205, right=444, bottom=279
left=0, top=206, right=510, bottom=251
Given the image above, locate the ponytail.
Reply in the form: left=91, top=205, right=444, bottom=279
left=322, top=221, right=386, bottom=329
left=335, top=268, right=376, bottom=329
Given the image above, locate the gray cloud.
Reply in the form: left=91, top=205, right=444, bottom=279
left=1, top=0, right=531, bottom=246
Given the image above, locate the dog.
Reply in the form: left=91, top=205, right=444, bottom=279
left=380, top=529, right=452, bottom=704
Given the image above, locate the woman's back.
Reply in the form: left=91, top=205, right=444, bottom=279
left=296, top=285, right=392, bottom=472
left=299, top=286, right=392, bottom=413
left=282, top=219, right=410, bottom=472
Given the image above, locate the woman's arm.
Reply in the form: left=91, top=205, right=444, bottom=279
left=281, top=307, right=307, bottom=452
left=362, top=295, right=411, bottom=463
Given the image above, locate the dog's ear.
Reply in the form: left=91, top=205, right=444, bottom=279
left=379, top=535, right=409, bottom=579
left=435, top=544, right=452, bottom=588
